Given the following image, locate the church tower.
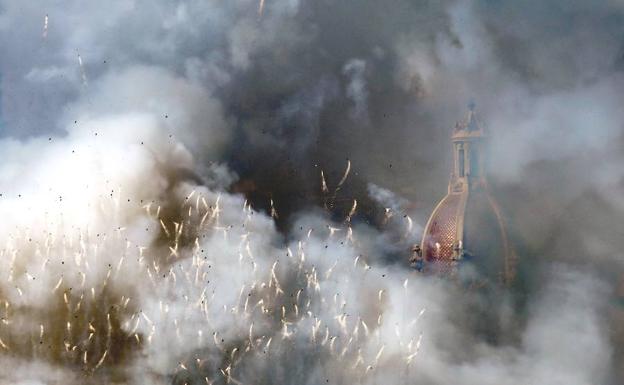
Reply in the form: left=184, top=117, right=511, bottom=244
left=415, top=104, right=515, bottom=285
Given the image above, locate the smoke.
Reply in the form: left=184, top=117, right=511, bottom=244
left=0, top=0, right=623, bottom=383
left=343, top=59, right=369, bottom=122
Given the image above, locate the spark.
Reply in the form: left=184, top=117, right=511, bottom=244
left=281, top=322, right=293, bottom=339
left=53, top=276, right=63, bottom=292
left=77, top=53, right=88, bottom=85
left=346, top=199, right=357, bottom=222
left=160, top=219, right=171, bottom=238
left=94, top=350, right=108, bottom=369
left=42, top=14, right=49, bottom=39
left=321, top=170, right=329, bottom=193
left=406, top=333, right=424, bottom=364
left=374, top=344, right=385, bottom=364
left=328, top=226, right=340, bottom=237
left=335, top=159, right=351, bottom=192
left=270, top=198, right=278, bottom=219
left=406, top=215, right=413, bottom=234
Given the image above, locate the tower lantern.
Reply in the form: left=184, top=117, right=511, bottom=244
left=450, top=102, right=487, bottom=194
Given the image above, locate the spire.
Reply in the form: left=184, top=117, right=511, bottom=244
left=455, top=101, right=482, bottom=133
left=466, top=101, right=479, bottom=131
left=452, top=102, right=486, bottom=136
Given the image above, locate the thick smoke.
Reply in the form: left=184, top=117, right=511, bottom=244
left=0, top=0, right=623, bottom=384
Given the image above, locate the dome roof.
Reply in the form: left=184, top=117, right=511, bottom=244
left=416, top=105, right=515, bottom=284
left=420, top=190, right=512, bottom=281
left=421, top=193, right=462, bottom=274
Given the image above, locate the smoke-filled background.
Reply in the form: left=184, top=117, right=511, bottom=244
left=0, top=0, right=623, bottom=384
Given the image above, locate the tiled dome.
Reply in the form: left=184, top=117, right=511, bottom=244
left=416, top=106, right=515, bottom=284
left=421, top=194, right=462, bottom=274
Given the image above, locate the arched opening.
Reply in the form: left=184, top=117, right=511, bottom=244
left=458, top=148, right=465, bottom=177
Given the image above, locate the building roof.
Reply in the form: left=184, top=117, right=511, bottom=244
left=419, top=105, right=515, bottom=284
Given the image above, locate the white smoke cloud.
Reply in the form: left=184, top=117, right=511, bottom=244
left=0, top=106, right=614, bottom=383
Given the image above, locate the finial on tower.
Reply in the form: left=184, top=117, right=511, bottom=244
left=466, top=100, right=479, bottom=131
left=454, top=100, right=482, bottom=133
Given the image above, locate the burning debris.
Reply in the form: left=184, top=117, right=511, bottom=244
left=0, top=147, right=432, bottom=383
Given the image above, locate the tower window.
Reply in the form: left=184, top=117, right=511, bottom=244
left=458, top=148, right=465, bottom=177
